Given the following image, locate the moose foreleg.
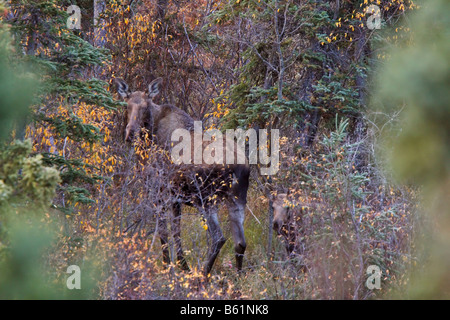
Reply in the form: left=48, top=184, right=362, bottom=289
left=172, top=202, right=190, bottom=271
left=157, top=215, right=170, bottom=265
left=204, top=208, right=226, bottom=276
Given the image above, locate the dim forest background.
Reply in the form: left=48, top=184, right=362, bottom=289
left=0, top=0, right=448, bottom=299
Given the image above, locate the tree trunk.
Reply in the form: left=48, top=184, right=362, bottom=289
left=93, top=0, right=106, bottom=48
left=353, top=28, right=369, bottom=170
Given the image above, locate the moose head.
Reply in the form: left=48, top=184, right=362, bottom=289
left=272, top=193, right=291, bottom=233
left=271, top=192, right=308, bottom=258
left=114, top=77, right=164, bottom=142
left=114, top=77, right=193, bottom=146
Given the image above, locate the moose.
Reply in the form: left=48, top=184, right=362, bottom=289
left=272, top=192, right=306, bottom=258
left=114, top=77, right=250, bottom=275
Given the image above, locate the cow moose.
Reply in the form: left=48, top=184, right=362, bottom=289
left=114, top=77, right=250, bottom=275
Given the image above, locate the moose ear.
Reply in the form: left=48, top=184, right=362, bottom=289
left=276, top=193, right=287, bottom=202
left=269, top=191, right=277, bottom=202
left=114, top=78, right=130, bottom=99
left=148, top=77, right=163, bottom=99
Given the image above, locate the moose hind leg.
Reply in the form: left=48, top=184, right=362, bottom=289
left=172, top=202, right=190, bottom=271
left=204, top=207, right=226, bottom=275
left=228, top=201, right=247, bottom=271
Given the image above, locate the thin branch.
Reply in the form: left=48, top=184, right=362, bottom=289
left=182, top=16, right=220, bottom=96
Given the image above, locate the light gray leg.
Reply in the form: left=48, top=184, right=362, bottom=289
left=227, top=199, right=247, bottom=271
left=203, top=207, right=226, bottom=275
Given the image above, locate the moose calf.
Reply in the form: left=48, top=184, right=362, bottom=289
left=272, top=193, right=307, bottom=259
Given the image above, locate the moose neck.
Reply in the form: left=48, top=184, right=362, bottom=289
left=145, top=99, right=195, bottom=147
left=143, top=100, right=161, bottom=137
left=147, top=100, right=162, bottom=120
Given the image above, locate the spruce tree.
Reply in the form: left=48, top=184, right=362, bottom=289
left=7, top=0, right=122, bottom=213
